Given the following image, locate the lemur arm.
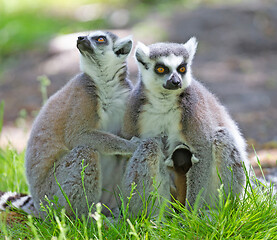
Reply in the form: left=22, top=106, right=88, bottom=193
left=67, top=129, right=139, bottom=156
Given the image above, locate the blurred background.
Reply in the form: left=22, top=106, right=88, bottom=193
left=0, top=0, right=277, bottom=173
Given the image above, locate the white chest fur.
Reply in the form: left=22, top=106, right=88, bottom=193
left=139, top=92, right=184, bottom=152
left=97, top=81, right=129, bottom=134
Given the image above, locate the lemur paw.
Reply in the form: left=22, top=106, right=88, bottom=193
left=130, top=136, right=141, bottom=145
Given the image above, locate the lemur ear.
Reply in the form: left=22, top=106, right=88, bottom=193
left=183, top=37, right=198, bottom=64
left=114, top=35, right=133, bottom=56
left=135, top=42, right=150, bottom=70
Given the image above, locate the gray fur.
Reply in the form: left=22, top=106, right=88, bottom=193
left=179, top=80, right=248, bottom=208
left=149, top=42, right=189, bottom=59
left=123, top=81, right=147, bottom=138
left=123, top=38, right=249, bottom=211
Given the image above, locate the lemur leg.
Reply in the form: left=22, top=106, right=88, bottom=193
left=212, top=127, right=246, bottom=199
left=33, top=146, right=101, bottom=218
left=122, top=138, right=171, bottom=217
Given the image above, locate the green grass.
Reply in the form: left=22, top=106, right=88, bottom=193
left=1, top=142, right=277, bottom=239
left=0, top=146, right=28, bottom=194
left=0, top=101, right=28, bottom=194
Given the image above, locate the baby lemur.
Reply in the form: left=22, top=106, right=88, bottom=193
left=122, top=38, right=249, bottom=210
left=25, top=31, right=138, bottom=217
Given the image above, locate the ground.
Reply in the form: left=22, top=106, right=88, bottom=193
left=0, top=3, right=276, bottom=173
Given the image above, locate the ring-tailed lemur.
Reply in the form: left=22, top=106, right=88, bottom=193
left=1, top=31, right=139, bottom=218
left=122, top=38, right=249, bottom=210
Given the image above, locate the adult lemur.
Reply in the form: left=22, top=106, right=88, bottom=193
left=122, top=38, right=249, bottom=211
left=0, top=31, right=139, bottom=217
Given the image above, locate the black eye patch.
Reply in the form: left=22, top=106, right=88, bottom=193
left=177, top=63, right=187, bottom=74
left=154, top=64, right=170, bottom=75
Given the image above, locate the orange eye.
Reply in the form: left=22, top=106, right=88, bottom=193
left=97, top=37, right=105, bottom=42
left=157, top=67, right=165, bottom=73
left=179, top=66, right=186, bottom=73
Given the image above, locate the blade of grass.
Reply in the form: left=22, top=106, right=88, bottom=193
left=0, top=101, right=4, bottom=134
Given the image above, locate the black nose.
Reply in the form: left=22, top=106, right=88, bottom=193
left=170, top=75, right=181, bottom=86
left=77, top=36, right=92, bottom=53
left=77, top=36, right=86, bottom=43
left=163, top=74, right=182, bottom=90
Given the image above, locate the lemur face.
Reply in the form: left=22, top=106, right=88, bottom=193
left=77, top=31, right=132, bottom=73
left=135, top=38, right=198, bottom=93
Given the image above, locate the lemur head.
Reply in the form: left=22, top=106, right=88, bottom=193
left=135, top=37, right=197, bottom=93
left=77, top=31, right=132, bottom=77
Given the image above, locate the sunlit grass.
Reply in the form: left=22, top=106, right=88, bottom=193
left=1, top=177, right=277, bottom=239
left=0, top=147, right=28, bottom=193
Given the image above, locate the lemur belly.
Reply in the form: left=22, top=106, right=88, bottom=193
left=139, top=97, right=185, bottom=154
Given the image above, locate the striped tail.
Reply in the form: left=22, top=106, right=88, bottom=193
left=0, top=191, right=37, bottom=216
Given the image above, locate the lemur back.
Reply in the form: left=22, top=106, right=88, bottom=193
left=20, top=31, right=138, bottom=217
left=123, top=38, right=249, bottom=210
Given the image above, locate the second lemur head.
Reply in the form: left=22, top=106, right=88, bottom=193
left=77, top=31, right=133, bottom=79
left=135, top=37, right=198, bottom=93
